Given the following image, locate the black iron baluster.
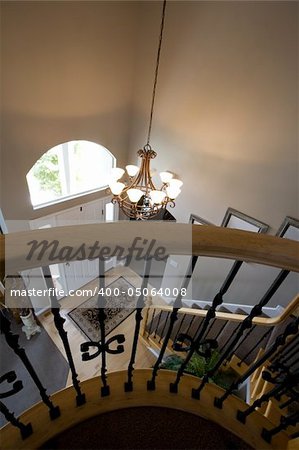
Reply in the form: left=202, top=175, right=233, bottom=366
left=147, top=256, right=198, bottom=391
left=158, top=311, right=170, bottom=343
left=237, top=327, right=272, bottom=367
left=169, top=291, right=224, bottom=393
left=236, top=373, right=295, bottom=424
left=154, top=310, right=163, bottom=339
left=0, top=309, right=61, bottom=419
left=80, top=259, right=120, bottom=397
left=194, top=263, right=244, bottom=345
left=214, top=318, right=299, bottom=408
left=97, top=258, right=109, bottom=396
left=192, top=269, right=290, bottom=399
left=147, top=308, right=156, bottom=338
left=173, top=313, right=187, bottom=343
left=279, top=344, right=299, bottom=366
left=125, top=258, right=152, bottom=392
left=0, top=371, right=33, bottom=439
left=270, top=333, right=299, bottom=364
left=42, top=266, right=86, bottom=406
left=169, top=260, right=242, bottom=394
left=262, top=411, right=299, bottom=443
left=183, top=314, right=196, bottom=338
left=0, top=401, right=33, bottom=439
left=218, top=322, right=242, bottom=353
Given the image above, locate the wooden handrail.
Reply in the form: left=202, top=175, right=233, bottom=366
left=1, top=223, right=299, bottom=273
left=0, top=370, right=288, bottom=450
left=148, top=293, right=299, bottom=327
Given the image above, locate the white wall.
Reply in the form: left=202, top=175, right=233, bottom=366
left=0, top=1, right=139, bottom=219
left=129, top=1, right=298, bottom=232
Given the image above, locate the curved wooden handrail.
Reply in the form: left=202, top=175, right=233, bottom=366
left=149, top=293, right=299, bottom=327
left=1, top=223, right=299, bottom=273
left=0, top=370, right=288, bottom=450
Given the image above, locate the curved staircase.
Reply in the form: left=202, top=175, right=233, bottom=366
left=0, top=222, right=298, bottom=449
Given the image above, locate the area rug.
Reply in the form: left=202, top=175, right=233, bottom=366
left=68, top=277, right=138, bottom=342
left=0, top=317, right=69, bottom=427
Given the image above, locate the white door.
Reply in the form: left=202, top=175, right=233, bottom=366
left=56, top=197, right=117, bottom=296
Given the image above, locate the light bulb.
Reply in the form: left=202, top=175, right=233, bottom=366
left=127, top=188, right=143, bottom=203
left=110, top=182, right=125, bottom=195
left=126, top=165, right=139, bottom=177
left=111, top=167, right=125, bottom=180
left=168, top=179, right=183, bottom=189
left=160, top=171, right=173, bottom=183
left=166, top=186, right=181, bottom=199
left=150, top=190, right=166, bottom=204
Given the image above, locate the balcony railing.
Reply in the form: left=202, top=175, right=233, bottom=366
left=0, top=222, right=298, bottom=449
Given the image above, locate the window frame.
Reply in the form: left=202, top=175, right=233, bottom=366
left=26, top=141, right=116, bottom=210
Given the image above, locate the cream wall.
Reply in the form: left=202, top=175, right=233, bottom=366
left=129, top=1, right=298, bottom=232
left=0, top=1, right=138, bottom=219
left=0, top=1, right=298, bottom=231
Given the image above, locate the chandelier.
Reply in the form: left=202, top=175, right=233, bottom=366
left=109, top=0, right=182, bottom=220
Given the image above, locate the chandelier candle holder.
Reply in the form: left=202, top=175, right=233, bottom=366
left=108, top=0, right=182, bottom=220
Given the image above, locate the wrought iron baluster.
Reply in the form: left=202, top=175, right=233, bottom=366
left=192, top=269, right=290, bottom=399
left=236, top=378, right=290, bottom=424
left=80, top=259, right=126, bottom=396
left=279, top=344, right=299, bottom=365
left=154, top=310, right=163, bottom=339
left=203, top=317, right=217, bottom=339
left=173, top=313, right=187, bottom=343
left=218, top=322, right=242, bottom=353
left=213, top=320, right=228, bottom=341
left=42, top=266, right=86, bottom=406
left=196, top=262, right=244, bottom=345
left=0, top=401, right=33, bottom=439
left=270, top=333, right=299, bottom=363
left=215, top=319, right=298, bottom=407
left=237, top=327, right=272, bottom=367
left=262, top=411, right=299, bottom=443
left=158, top=311, right=170, bottom=343
left=0, top=309, right=61, bottom=419
left=97, top=258, right=109, bottom=396
left=169, top=258, right=241, bottom=393
left=169, top=292, right=223, bottom=393
left=125, top=258, right=152, bottom=392
left=147, top=256, right=198, bottom=391
left=183, top=314, right=196, bottom=338
left=0, top=370, right=33, bottom=439
left=147, top=308, right=156, bottom=337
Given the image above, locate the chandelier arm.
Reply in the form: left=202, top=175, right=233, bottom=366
left=146, top=0, right=167, bottom=146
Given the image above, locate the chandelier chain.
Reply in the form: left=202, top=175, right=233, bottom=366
left=146, top=0, right=167, bottom=147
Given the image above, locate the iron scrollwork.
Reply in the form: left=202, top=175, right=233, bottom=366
left=0, top=371, right=33, bottom=439
left=173, top=333, right=218, bottom=358
left=0, top=371, right=23, bottom=399
left=81, top=334, right=125, bottom=361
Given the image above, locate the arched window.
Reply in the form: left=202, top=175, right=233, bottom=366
left=27, top=140, right=116, bottom=208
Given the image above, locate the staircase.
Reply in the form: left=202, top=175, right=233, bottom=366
left=142, top=302, right=299, bottom=438
left=0, top=222, right=298, bottom=450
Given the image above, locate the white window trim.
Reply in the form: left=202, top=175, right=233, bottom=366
left=32, top=185, right=110, bottom=210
